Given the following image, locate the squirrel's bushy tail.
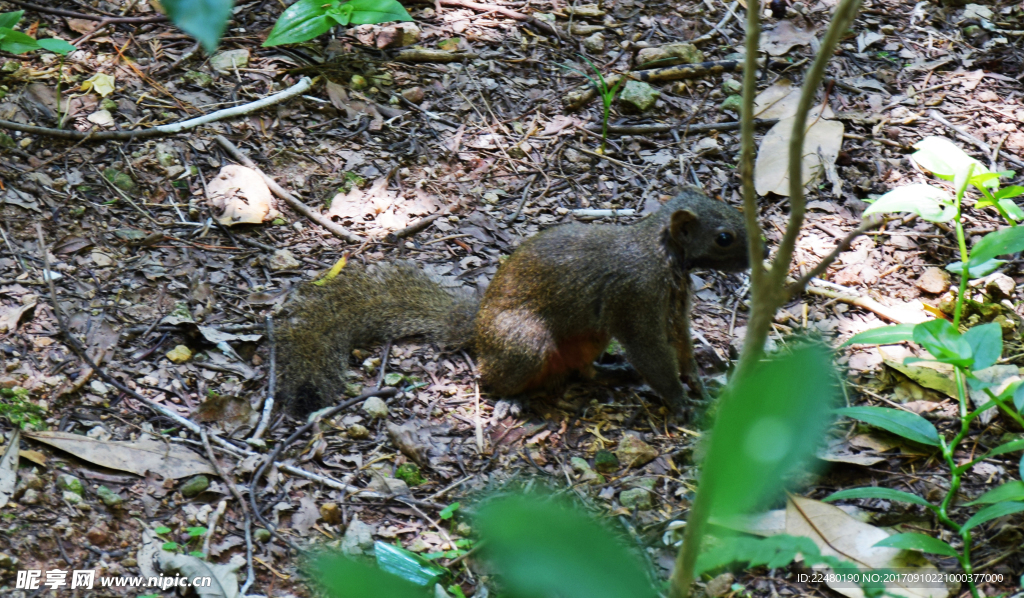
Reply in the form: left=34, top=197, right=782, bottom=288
left=276, top=262, right=479, bottom=416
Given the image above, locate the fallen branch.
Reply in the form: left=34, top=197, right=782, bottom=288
left=585, top=118, right=778, bottom=136
left=0, top=77, right=313, bottom=141
left=804, top=284, right=928, bottom=325
left=385, top=206, right=459, bottom=243
left=564, top=60, right=746, bottom=110
left=393, top=48, right=479, bottom=63
left=214, top=135, right=365, bottom=244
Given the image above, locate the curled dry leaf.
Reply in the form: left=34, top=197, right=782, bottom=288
left=159, top=552, right=243, bottom=598
left=0, top=296, right=36, bottom=334
left=25, top=431, right=216, bottom=479
left=786, top=495, right=949, bottom=598
left=207, top=164, right=282, bottom=226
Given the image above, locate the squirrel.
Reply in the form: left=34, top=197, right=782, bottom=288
left=275, top=186, right=758, bottom=417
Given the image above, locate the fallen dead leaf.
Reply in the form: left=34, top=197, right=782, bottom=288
left=787, top=495, right=948, bottom=598
left=25, top=431, right=216, bottom=479
left=760, top=20, right=817, bottom=56
left=754, top=116, right=844, bottom=196
left=0, top=297, right=36, bottom=334
left=0, top=430, right=20, bottom=508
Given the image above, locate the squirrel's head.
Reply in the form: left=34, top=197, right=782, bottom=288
left=662, top=187, right=767, bottom=273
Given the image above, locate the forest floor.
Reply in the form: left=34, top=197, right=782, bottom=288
left=1, top=0, right=1023, bottom=596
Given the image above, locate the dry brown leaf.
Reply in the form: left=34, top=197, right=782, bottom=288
left=754, top=116, right=844, bottom=196
left=0, top=297, right=36, bottom=334
left=754, top=79, right=834, bottom=121
left=25, top=431, right=215, bottom=479
left=207, top=165, right=282, bottom=226
left=760, top=20, right=817, bottom=56
left=786, top=495, right=949, bottom=598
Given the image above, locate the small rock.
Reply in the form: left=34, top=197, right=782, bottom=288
left=570, top=457, right=604, bottom=484
left=880, top=24, right=896, bottom=35
left=86, top=526, right=110, bottom=546
left=720, top=94, right=743, bottom=113
left=963, top=25, right=984, bottom=39
left=594, top=449, right=619, bottom=473
left=182, top=71, right=213, bottom=87
left=62, top=490, right=82, bottom=505
left=210, top=49, right=249, bottom=75
left=340, top=517, right=377, bottom=556
left=350, top=74, right=368, bottom=90
left=269, top=249, right=300, bottom=271
left=89, top=380, right=108, bottom=395
left=916, top=267, right=951, bottom=294
left=362, top=396, right=389, bottom=419
left=706, top=572, right=736, bottom=597
left=155, top=143, right=178, bottom=167
left=254, top=528, right=271, bottom=542
left=407, top=537, right=430, bottom=552
left=583, top=32, right=605, bottom=53
left=402, top=87, right=425, bottom=104
left=96, top=485, right=123, bottom=507
left=0, top=553, right=18, bottom=570
left=694, top=137, right=720, bottom=155
left=320, top=502, right=343, bottom=525
left=57, top=473, right=84, bottom=496
left=619, top=487, right=653, bottom=510
left=976, top=90, right=999, bottom=102
left=721, top=78, right=742, bottom=95
left=348, top=424, right=371, bottom=439
left=166, top=345, right=192, bottom=364
left=636, top=42, right=703, bottom=68
left=20, top=488, right=40, bottom=505
left=983, top=273, right=1015, bottom=300
left=616, top=433, right=658, bottom=469
left=618, top=80, right=660, bottom=112
left=345, top=383, right=364, bottom=397
left=395, top=462, right=426, bottom=486
left=180, top=475, right=210, bottom=498
left=376, top=23, right=421, bottom=49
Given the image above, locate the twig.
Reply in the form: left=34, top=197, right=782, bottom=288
left=804, top=284, right=927, bottom=324
left=214, top=135, right=365, bottom=244
left=201, top=499, right=228, bottom=557
left=506, top=173, right=538, bottom=223
left=5, top=0, right=166, bottom=21
left=200, top=429, right=256, bottom=595
left=691, top=0, right=740, bottom=44
left=248, top=387, right=400, bottom=552
left=250, top=316, right=276, bottom=443
left=0, top=77, right=313, bottom=141
left=585, top=118, right=778, bottom=136
left=928, top=110, right=1024, bottom=169
left=786, top=216, right=884, bottom=297
left=385, top=207, right=457, bottom=243
left=572, top=208, right=637, bottom=218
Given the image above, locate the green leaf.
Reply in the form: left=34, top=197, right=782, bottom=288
left=842, top=323, right=916, bottom=347
left=823, top=487, right=934, bottom=509
left=700, top=345, right=838, bottom=520
left=475, top=495, right=658, bottom=598
left=913, top=319, right=973, bottom=368
left=912, top=137, right=991, bottom=183
left=835, top=406, right=941, bottom=446
left=161, top=0, right=233, bottom=53
left=994, top=186, right=1024, bottom=200
left=998, top=198, right=1024, bottom=222
left=861, top=184, right=955, bottom=223
left=962, top=323, right=1002, bottom=371
left=0, top=10, right=23, bottom=29
left=873, top=533, right=958, bottom=557
left=154, top=526, right=172, bottom=535
left=946, top=258, right=1006, bottom=279
left=186, top=526, right=208, bottom=537
left=188, top=550, right=205, bottom=558
left=984, top=438, right=1024, bottom=459
left=969, top=227, right=1024, bottom=268
left=961, top=501, right=1024, bottom=532
left=695, top=534, right=821, bottom=576
left=345, top=0, right=413, bottom=24
left=162, top=541, right=180, bottom=550
left=964, top=481, right=1024, bottom=506
left=37, top=38, right=76, bottom=55
left=263, top=0, right=334, bottom=46
left=310, top=553, right=430, bottom=598
left=374, top=541, right=446, bottom=586
left=439, top=502, right=459, bottom=520
left=0, top=27, right=40, bottom=54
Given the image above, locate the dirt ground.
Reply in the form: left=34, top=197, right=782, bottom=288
left=0, top=0, right=1023, bottom=596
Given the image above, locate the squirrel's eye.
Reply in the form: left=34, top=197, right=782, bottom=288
left=715, top=232, right=734, bottom=247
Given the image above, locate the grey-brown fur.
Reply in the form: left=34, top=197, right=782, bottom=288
left=276, top=187, right=754, bottom=416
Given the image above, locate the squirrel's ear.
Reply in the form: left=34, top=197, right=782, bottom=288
left=669, top=209, right=699, bottom=238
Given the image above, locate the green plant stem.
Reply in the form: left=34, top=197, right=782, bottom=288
left=934, top=366, right=980, bottom=598
left=953, top=192, right=970, bottom=328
